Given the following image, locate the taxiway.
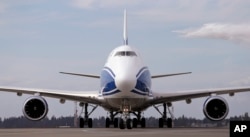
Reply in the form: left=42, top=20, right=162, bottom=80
left=0, top=128, right=229, bottom=137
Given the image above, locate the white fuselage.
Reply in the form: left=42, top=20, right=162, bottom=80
left=100, top=45, right=153, bottom=111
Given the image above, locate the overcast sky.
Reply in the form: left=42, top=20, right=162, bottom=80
left=0, top=0, right=250, bottom=120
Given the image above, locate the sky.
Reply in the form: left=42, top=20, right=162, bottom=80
left=0, top=0, right=250, bottom=120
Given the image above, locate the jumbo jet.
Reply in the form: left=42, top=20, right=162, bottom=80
left=1, top=10, right=250, bottom=129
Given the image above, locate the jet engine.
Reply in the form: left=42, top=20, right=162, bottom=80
left=203, top=96, right=229, bottom=121
left=22, top=96, right=48, bottom=121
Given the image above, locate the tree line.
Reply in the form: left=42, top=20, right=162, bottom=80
left=0, top=112, right=249, bottom=128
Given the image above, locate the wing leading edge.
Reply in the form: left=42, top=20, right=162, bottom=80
left=151, top=72, right=192, bottom=78
left=0, top=86, right=102, bottom=105
left=149, top=86, right=250, bottom=105
left=60, top=72, right=100, bottom=78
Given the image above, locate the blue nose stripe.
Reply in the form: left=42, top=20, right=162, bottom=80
left=101, top=67, right=152, bottom=96
left=132, top=67, right=152, bottom=95
left=101, top=67, right=120, bottom=95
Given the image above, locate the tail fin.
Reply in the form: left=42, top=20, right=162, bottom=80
left=123, top=9, right=128, bottom=45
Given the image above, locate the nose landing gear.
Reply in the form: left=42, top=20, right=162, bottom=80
left=117, top=100, right=146, bottom=129
left=119, top=102, right=132, bottom=129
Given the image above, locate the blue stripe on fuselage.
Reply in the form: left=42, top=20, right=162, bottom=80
left=100, top=67, right=120, bottom=96
left=102, top=89, right=121, bottom=96
left=132, top=67, right=152, bottom=96
left=136, top=67, right=148, bottom=77
left=100, top=66, right=152, bottom=96
left=103, top=67, right=116, bottom=77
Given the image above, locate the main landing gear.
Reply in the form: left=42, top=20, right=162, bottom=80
left=153, top=102, right=174, bottom=128
left=131, top=111, right=146, bottom=128
left=78, top=102, right=174, bottom=129
left=79, top=103, right=98, bottom=128
left=105, top=111, right=119, bottom=128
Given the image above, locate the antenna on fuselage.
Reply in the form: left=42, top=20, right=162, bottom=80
left=123, top=9, right=128, bottom=45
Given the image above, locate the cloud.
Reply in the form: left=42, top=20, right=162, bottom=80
left=174, top=23, right=250, bottom=44
left=230, top=77, right=250, bottom=86
left=70, top=0, right=95, bottom=9
left=70, top=0, right=140, bottom=10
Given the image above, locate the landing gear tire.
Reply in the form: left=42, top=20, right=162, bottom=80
left=153, top=103, right=174, bottom=128
left=114, top=118, right=119, bottom=128
left=88, top=118, right=93, bottom=128
left=119, top=119, right=125, bottom=129
left=141, top=118, right=146, bottom=128
left=159, top=118, right=164, bottom=128
left=79, top=117, right=84, bottom=128
left=106, top=118, right=110, bottom=128
left=132, top=118, right=138, bottom=128
left=126, top=119, right=132, bottom=129
left=78, top=103, right=98, bottom=128
left=167, top=118, right=172, bottom=128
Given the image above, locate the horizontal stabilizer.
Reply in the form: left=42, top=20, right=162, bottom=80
left=60, top=72, right=100, bottom=78
left=151, top=72, right=192, bottom=78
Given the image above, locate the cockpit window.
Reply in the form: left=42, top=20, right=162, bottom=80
left=115, top=51, right=137, bottom=56
left=115, top=51, right=126, bottom=56
left=126, top=51, right=137, bottom=56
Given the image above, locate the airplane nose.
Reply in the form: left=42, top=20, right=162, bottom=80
left=115, top=75, right=136, bottom=92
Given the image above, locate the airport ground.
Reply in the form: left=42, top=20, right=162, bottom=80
left=0, top=128, right=229, bottom=137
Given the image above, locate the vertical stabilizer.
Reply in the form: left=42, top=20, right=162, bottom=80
left=123, top=9, right=128, bottom=45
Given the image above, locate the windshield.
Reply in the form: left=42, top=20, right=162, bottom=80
left=114, top=51, right=137, bottom=57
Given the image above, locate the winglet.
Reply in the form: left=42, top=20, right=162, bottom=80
left=123, top=9, right=128, bottom=45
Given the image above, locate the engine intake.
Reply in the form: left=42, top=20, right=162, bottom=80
left=23, top=96, right=48, bottom=121
left=203, top=96, right=229, bottom=121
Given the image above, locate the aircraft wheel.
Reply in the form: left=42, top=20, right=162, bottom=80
left=119, top=119, right=125, bottom=129
left=127, top=119, right=132, bottom=129
left=132, top=118, right=138, bottom=128
left=167, top=118, right=172, bottom=128
left=105, top=118, right=110, bottom=128
left=79, top=117, right=84, bottom=128
left=88, top=118, right=93, bottom=128
left=159, top=118, right=164, bottom=128
left=141, top=117, right=146, bottom=128
left=114, top=118, right=119, bottom=128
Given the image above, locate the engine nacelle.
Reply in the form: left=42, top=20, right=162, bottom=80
left=23, top=96, right=48, bottom=121
left=203, top=96, right=229, bottom=121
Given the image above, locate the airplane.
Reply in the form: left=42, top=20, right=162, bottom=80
left=1, top=10, right=250, bottom=129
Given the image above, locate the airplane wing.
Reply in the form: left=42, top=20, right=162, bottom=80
left=0, top=86, right=103, bottom=105
left=149, top=86, right=250, bottom=105
left=151, top=72, right=191, bottom=78
left=60, top=72, right=100, bottom=78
